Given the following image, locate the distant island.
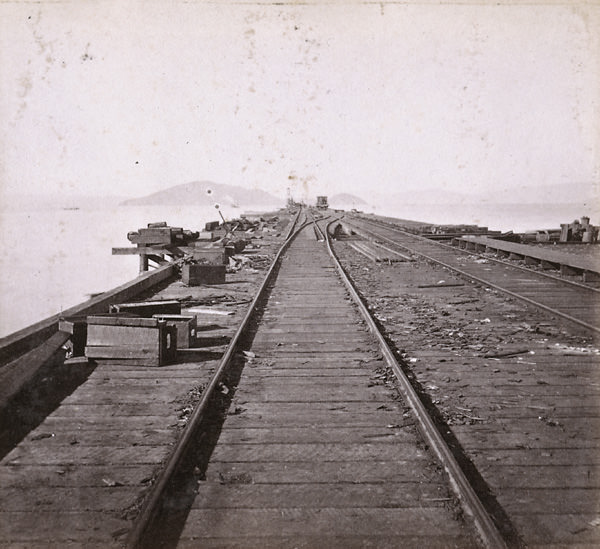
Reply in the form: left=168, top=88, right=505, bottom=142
left=120, top=181, right=282, bottom=208
left=328, top=193, right=368, bottom=208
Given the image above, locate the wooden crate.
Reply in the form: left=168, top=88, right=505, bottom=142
left=152, top=314, right=197, bottom=348
left=109, top=300, right=181, bottom=317
left=195, top=231, right=217, bottom=242
left=182, top=264, right=226, bottom=285
left=85, top=316, right=177, bottom=366
left=188, top=248, right=226, bottom=264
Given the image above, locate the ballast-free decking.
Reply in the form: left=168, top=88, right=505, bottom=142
left=177, top=224, right=479, bottom=548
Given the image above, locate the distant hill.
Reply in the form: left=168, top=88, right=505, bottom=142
left=120, top=181, right=282, bottom=207
left=328, top=193, right=368, bottom=208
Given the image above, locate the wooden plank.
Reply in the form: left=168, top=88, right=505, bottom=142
left=129, top=234, right=172, bottom=245
left=109, top=300, right=181, bottom=317
left=191, top=482, right=449, bottom=509
left=480, top=465, right=600, bottom=488
left=0, top=464, right=156, bottom=488
left=112, top=246, right=171, bottom=255
left=215, top=425, right=418, bottom=445
left=0, top=332, right=70, bottom=405
left=21, top=427, right=175, bottom=446
left=180, top=507, right=465, bottom=538
left=500, top=487, right=600, bottom=514
left=0, top=485, right=140, bottom=511
left=86, top=325, right=162, bottom=347
left=85, top=346, right=160, bottom=360
left=209, top=442, right=425, bottom=463
left=0, top=510, right=129, bottom=543
left=86, top=315, right=160, bottom=327
left=177, top=535, right=468, bottom=549
left=509, top=513, right=600, bottom=545
left=4, top=444, right=171, bottom=465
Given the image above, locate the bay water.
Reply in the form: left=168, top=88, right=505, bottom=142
left=1, top=200, right=596, bottom=337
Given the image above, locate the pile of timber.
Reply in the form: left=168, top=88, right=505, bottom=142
left=127, top=222, right=199, bottom=246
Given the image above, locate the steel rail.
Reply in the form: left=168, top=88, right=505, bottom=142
left=126, top=208, right=305, bottom=549
left=345, top=217, right=600, bottom=336
left=355, top=216, right=600, bottom=293
left=323, top=218, right=508, bottom=549
left=307, top=209, right=327, bottom=241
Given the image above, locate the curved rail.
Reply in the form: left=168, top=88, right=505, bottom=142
left=323, top=218, right=508, bottom=549
left=344, top=216, right=600, bottom=336
left=307, top=210, right=326, bottom=241
left=126, top=208, right=306, bottom=548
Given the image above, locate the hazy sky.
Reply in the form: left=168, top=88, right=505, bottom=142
left=1, top=0, right=598, bottom=202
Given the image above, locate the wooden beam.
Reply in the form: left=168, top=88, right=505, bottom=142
left=0, top=332, right=70, bottom=407
left=113, top=246, right=169, bottom=255
left=147, top=254, right=169, bottom=266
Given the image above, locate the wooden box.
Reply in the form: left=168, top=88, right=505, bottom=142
left=205, top=221, right=220, bottom=231
left=152, top=314, right=197, bottom=348
left=188, top=248, right=227, bottom=264
left=85, top=315, right=177, bottom=366
left=195, top=231, right=217, bottom=242
left=182, top=264, right=226, bottom=285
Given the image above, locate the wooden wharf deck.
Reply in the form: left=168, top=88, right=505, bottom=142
left=175, top=224, right=480, bottom=548
left=345, top=216, right=600, bottom=334
left=333, top=216, right=600, bottom=548
left=0, top=307, right=242, bottom=548
left=4, top=207, right=599, bottom=548
left=0, top=223, right=289, bottom=548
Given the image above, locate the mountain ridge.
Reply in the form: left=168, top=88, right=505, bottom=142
left=120, top=181, right=282, bottom=207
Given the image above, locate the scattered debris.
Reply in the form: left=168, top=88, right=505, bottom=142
left=102, top=478, right=124, bottom=487
left=484, top=349, right=530, bottom=359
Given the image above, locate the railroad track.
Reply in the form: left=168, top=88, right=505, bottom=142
left=330, top=214, right=600, bottom=548
left=124, top=213, right=512, bottom=548
left=5, top=207, right=594, bottom=547
left=342, top=215, right=600, bottom=334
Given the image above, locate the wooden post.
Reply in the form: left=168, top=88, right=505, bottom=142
left=139, top=253, right=149, bottom=273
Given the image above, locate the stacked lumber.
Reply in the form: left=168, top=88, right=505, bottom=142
left=127, top=222, right=199, bottom=246
left=85, top=315, right=177, bottom=366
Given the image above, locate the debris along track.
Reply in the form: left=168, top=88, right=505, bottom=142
left=135, top=213, right=498, bottom=549
left=344, top=215, right=600, bottom=334
left=331, top=216, right=600, bottom=547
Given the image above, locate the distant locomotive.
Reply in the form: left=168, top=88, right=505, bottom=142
left=316, top=196, right=328, bottom=210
